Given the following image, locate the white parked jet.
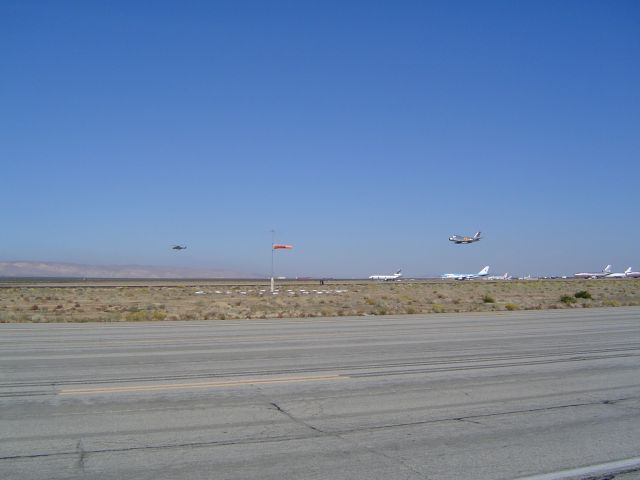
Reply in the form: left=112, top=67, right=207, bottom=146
left=606, top=267, right=632, bottom=278
left=574, top=265, right=612, bottom=279
left=487, top=272, right=510, bottom=280
left=369, top=269, right=402, bottom=281
left=441, top=266, right=490, bottom=280
left=626, top=268, right=640, bottom=278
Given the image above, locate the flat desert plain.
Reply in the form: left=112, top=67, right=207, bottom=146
left=1, top=278, right=639, bottom=322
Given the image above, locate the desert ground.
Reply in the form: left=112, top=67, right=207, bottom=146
left=1, top=278, right=639, bottom=322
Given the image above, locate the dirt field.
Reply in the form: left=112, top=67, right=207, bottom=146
left=1, top=278, right=639, bottom=322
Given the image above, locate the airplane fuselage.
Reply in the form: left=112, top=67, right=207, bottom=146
left=487, top=273, right=509, bottom=280
left=449, top=232, right=482, bottom=244
left=369, top=270, right=402, bottom=281
left=442, top=274, right=477, bottom=280
left=574, top=265, right=611, bottom=279
left=449, top=237, right=479, bottom=244
left=606, top=268, right=632, bottom=278
left=441, top=266, right=490, bottom=281
left=574, top=273, right=608, bottom=279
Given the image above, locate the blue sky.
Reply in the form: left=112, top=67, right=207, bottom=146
left=2, top=1, right=639, bottom=277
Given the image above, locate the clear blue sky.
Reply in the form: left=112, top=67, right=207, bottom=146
left=2, top=1, right=639, bottom=277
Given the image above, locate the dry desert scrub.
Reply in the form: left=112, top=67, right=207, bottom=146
left=0, top=279, right=639, bottom=322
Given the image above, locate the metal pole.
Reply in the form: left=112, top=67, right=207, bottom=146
left=270, top=229, right=275, bottom=292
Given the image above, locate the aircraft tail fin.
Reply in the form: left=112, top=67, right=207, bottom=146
left=625, top=267, right=632, bottom=274
left=474, top=231, right=481, bottom=239
left=478, top=266, right=490, bottom=276
left=603, top=265, right=612, bottom=273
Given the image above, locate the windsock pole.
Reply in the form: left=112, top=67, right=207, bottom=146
left=270, top=234, right=294, bottom=292
left=270, top=230, right=275, bottom=293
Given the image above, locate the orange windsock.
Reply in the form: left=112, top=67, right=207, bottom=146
left=273, top=244, right=293, bottom=250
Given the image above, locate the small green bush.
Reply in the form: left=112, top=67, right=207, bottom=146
left=482, top=294, right=495, bottom=303
left=574, top=290, right=592, bottom=299
left=125, top=310, right=148, bottom=321
left=560, top=295, right=577, bottom=305
left=505, top=303, right=520, bottom=311
left=432, top=304, right=445, bottom=313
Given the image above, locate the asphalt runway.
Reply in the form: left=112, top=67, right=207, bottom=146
left=1, top=308, right=640, bottom=479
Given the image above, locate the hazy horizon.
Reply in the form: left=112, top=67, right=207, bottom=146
left=0, top=259, right=631, bottom=280
left=2, top=1, right=639, bottom=278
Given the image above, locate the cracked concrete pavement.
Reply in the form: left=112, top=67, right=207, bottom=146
left=1, top=308, right=640, bottom=479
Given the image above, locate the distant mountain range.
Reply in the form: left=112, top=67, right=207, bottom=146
left=0, top=261, right=253, bottom=279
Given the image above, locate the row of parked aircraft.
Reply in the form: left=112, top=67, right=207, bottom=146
left=574, top=265, right=640, bottom=279
left=369, top=264, right=640, bottom=281
left=369, top=266, right=494, bottom=281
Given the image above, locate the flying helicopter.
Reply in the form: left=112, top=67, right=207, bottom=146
left=172, top=245, right=187, bottom=250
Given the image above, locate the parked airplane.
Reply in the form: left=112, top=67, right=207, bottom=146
left=172, top=245, right=187, bottom=250
left=519, top=274, right=537, bottom=281
left=449, top=231, right=482, bottom=244
left=487, top=272, right=510, bottom=280
left=606, top=267, right=632, bottom=278
left=441, top=266, right=490, bottom=280
left=573, top=265, right=611, bottom=279
left=626, top=268, right=640, bottom=278
left=369, top=269, right=402, bottom=281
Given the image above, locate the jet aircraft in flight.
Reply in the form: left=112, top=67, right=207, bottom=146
left=369, top=270, right=402, bottom=281
left=172, top=245, right=187, bottom=250
left=441, top=266, right=490, bottom=280
left=449, top=231, right=482, bottom=244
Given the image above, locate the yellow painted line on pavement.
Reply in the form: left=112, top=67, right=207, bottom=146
left=59, top=332, right=352, bottom=346
left=59, top=374, right=346, bottom=395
